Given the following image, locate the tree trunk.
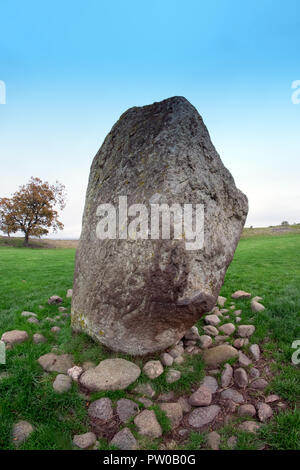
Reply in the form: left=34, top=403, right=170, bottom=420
left=24, top=232, right=29, bottom=247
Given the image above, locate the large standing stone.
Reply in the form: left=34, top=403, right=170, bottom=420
left=71, top=96, right=248, bottom=355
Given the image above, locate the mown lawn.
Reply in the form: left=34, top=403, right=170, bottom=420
left=0, top=233, right=299, bottom=450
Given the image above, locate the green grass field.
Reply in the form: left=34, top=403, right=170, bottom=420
left=0, top=233, right=299, bottom=450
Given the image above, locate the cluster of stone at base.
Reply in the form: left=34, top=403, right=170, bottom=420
left=4, top=289, right=281, bottom=450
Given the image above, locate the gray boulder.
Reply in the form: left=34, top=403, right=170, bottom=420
left=79, top=358, right=141, bottom=391
left=71, top=96, right=248, bottom=355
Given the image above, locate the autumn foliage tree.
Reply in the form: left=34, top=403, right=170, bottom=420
left=0, top=177, right=66, bottom=246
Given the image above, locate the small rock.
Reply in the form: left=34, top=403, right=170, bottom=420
left=239, top=351, right=252, bottom=367
left=188, top=405, right=221, bottom=428
left=199, top=335, right=212, bottom=348
left=53, top=374, right=72, bottom=393
left=38, top=353, right=73, bottom=373
left=12, top=421, right=34, bottom=446
left=231, top=290, right=251, bottom=299
left=1, top=330, right=29, bottom=346
left=238, top=404, right=256, bottom=417
left=219, top=323, right=235, bottom=335
left=88, top=398, right=113, bottom=421
left=205, top=314, right=221, bottom=326
left=44, top=317, right=55, bottom=323
left=189, top=385, right=212, bottom=406
left=33, top=333, right=46, bottom=344
left=168, top=345, right=184, bottom=358
left=227, top=436, right=237, bottom=449
left=233, top=310, right=242, bottom=316
left=203, top=344, right=238, bottom=368
left=158, top=391, right=175, bottom=402
left=211, top=306, right=222, bottom=316
left=160, top=352, right=174, bottom=367
left=251, top=300, right=265, bottom=313
left=73, top=432, right=96, bottom=449
left=174, top=355, right=184, bottom=365
left=27, top=317, right=39, bottom=324
left=217, top=296, right=227, bottom=307
left=51, top=326, right=61, bottom=333
left=201, top=375, right=218, bottom=393
left=116, top=399, right=139, bottom=423
left=143, top=360, right=164, bottom=379
left=250, top=378, right=268, bottom=390
left=133, top=382, right=156, bottom=398
left=58, top=307, right=67, bottom=312
left=21, top=311, right=37, bottom=318
left=208, top=369, right=219, bottom=376
left=234, top=368, right=248, bottom=388
left=67, top=366, right=83, bottom=382
left=207, top=431, right=221, bottom=450
left=110, top=428, right=138, bottom=450
left=238, top=325, right=255, bottom=338
left=249, top=344, right=260, bottom=361
left=214, top=335, right=229, bottom=345
left=220, top=309, right=229, bottom=314
left=134, top=410, right=162, bottom=438
left=184, top=340, right=196, bottom=347
left=257, top=403, right=273, bottom=422
left=265, top=394, right=280, bottom=403
left=66, top=289, right=73, bottom=298
left=252, top=296, right=263, bottom=302
left=80, top=358, right=141, bottom=391
left=239, top=421, right=261, bottom=433
left=203, top=325, right=219, bottom=336
left=184, top=326, right=200, bottom=340
left=236, top=317, right=241, bottom=323
left=166, top=368, right=181, bottom=384
left=249, top=367, right=260, bottom=378
left=233, top=338, right=247, bottom=349
left=177, top=397, right=192, bottom=414
left=178, top=428, right=189, bottom=437
left=48, top=295, right=63, bottom=304
left=220, top=388, right=244, bottom=404
left=221, top=363, right=233, bottom=388
left=159, top=403, right=183, bottom=429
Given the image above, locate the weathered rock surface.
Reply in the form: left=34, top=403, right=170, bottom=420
left=38, top=353, right=73, bottom=373
left=188, top=405, right=221, bottom=428
left=134, top=410, right=162, bottom=437
left=159, top=403, right=183, bottom=429
left=79, top=358, right=141, bottom=391
left=12, top=421, right=34, bottom=446
left=111, top=428, right=138, bottom=450
left=73, top=432, right=96, bottom=449
left=189, top=385, right=212, bottom=406
left=220, top=388, right=244, bottom=404
left=116, top=399, right=139, bottom=423
left=221, top=363, right=233, bottom=388
left=143, top=360, right=164, bottom=379
left=202, top=344, right=238, bottom=367
left=71, top=96, right=248, bottom=355
left=53, top=374, right=72, bottom=393
left=1, top=330, right=29, bottom=346
left=207, top=431, right=221, bottom=450
left=88, top=398, right=113, bottom=421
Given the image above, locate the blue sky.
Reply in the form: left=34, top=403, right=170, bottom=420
left=0, top=0, right=300, bottom=237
